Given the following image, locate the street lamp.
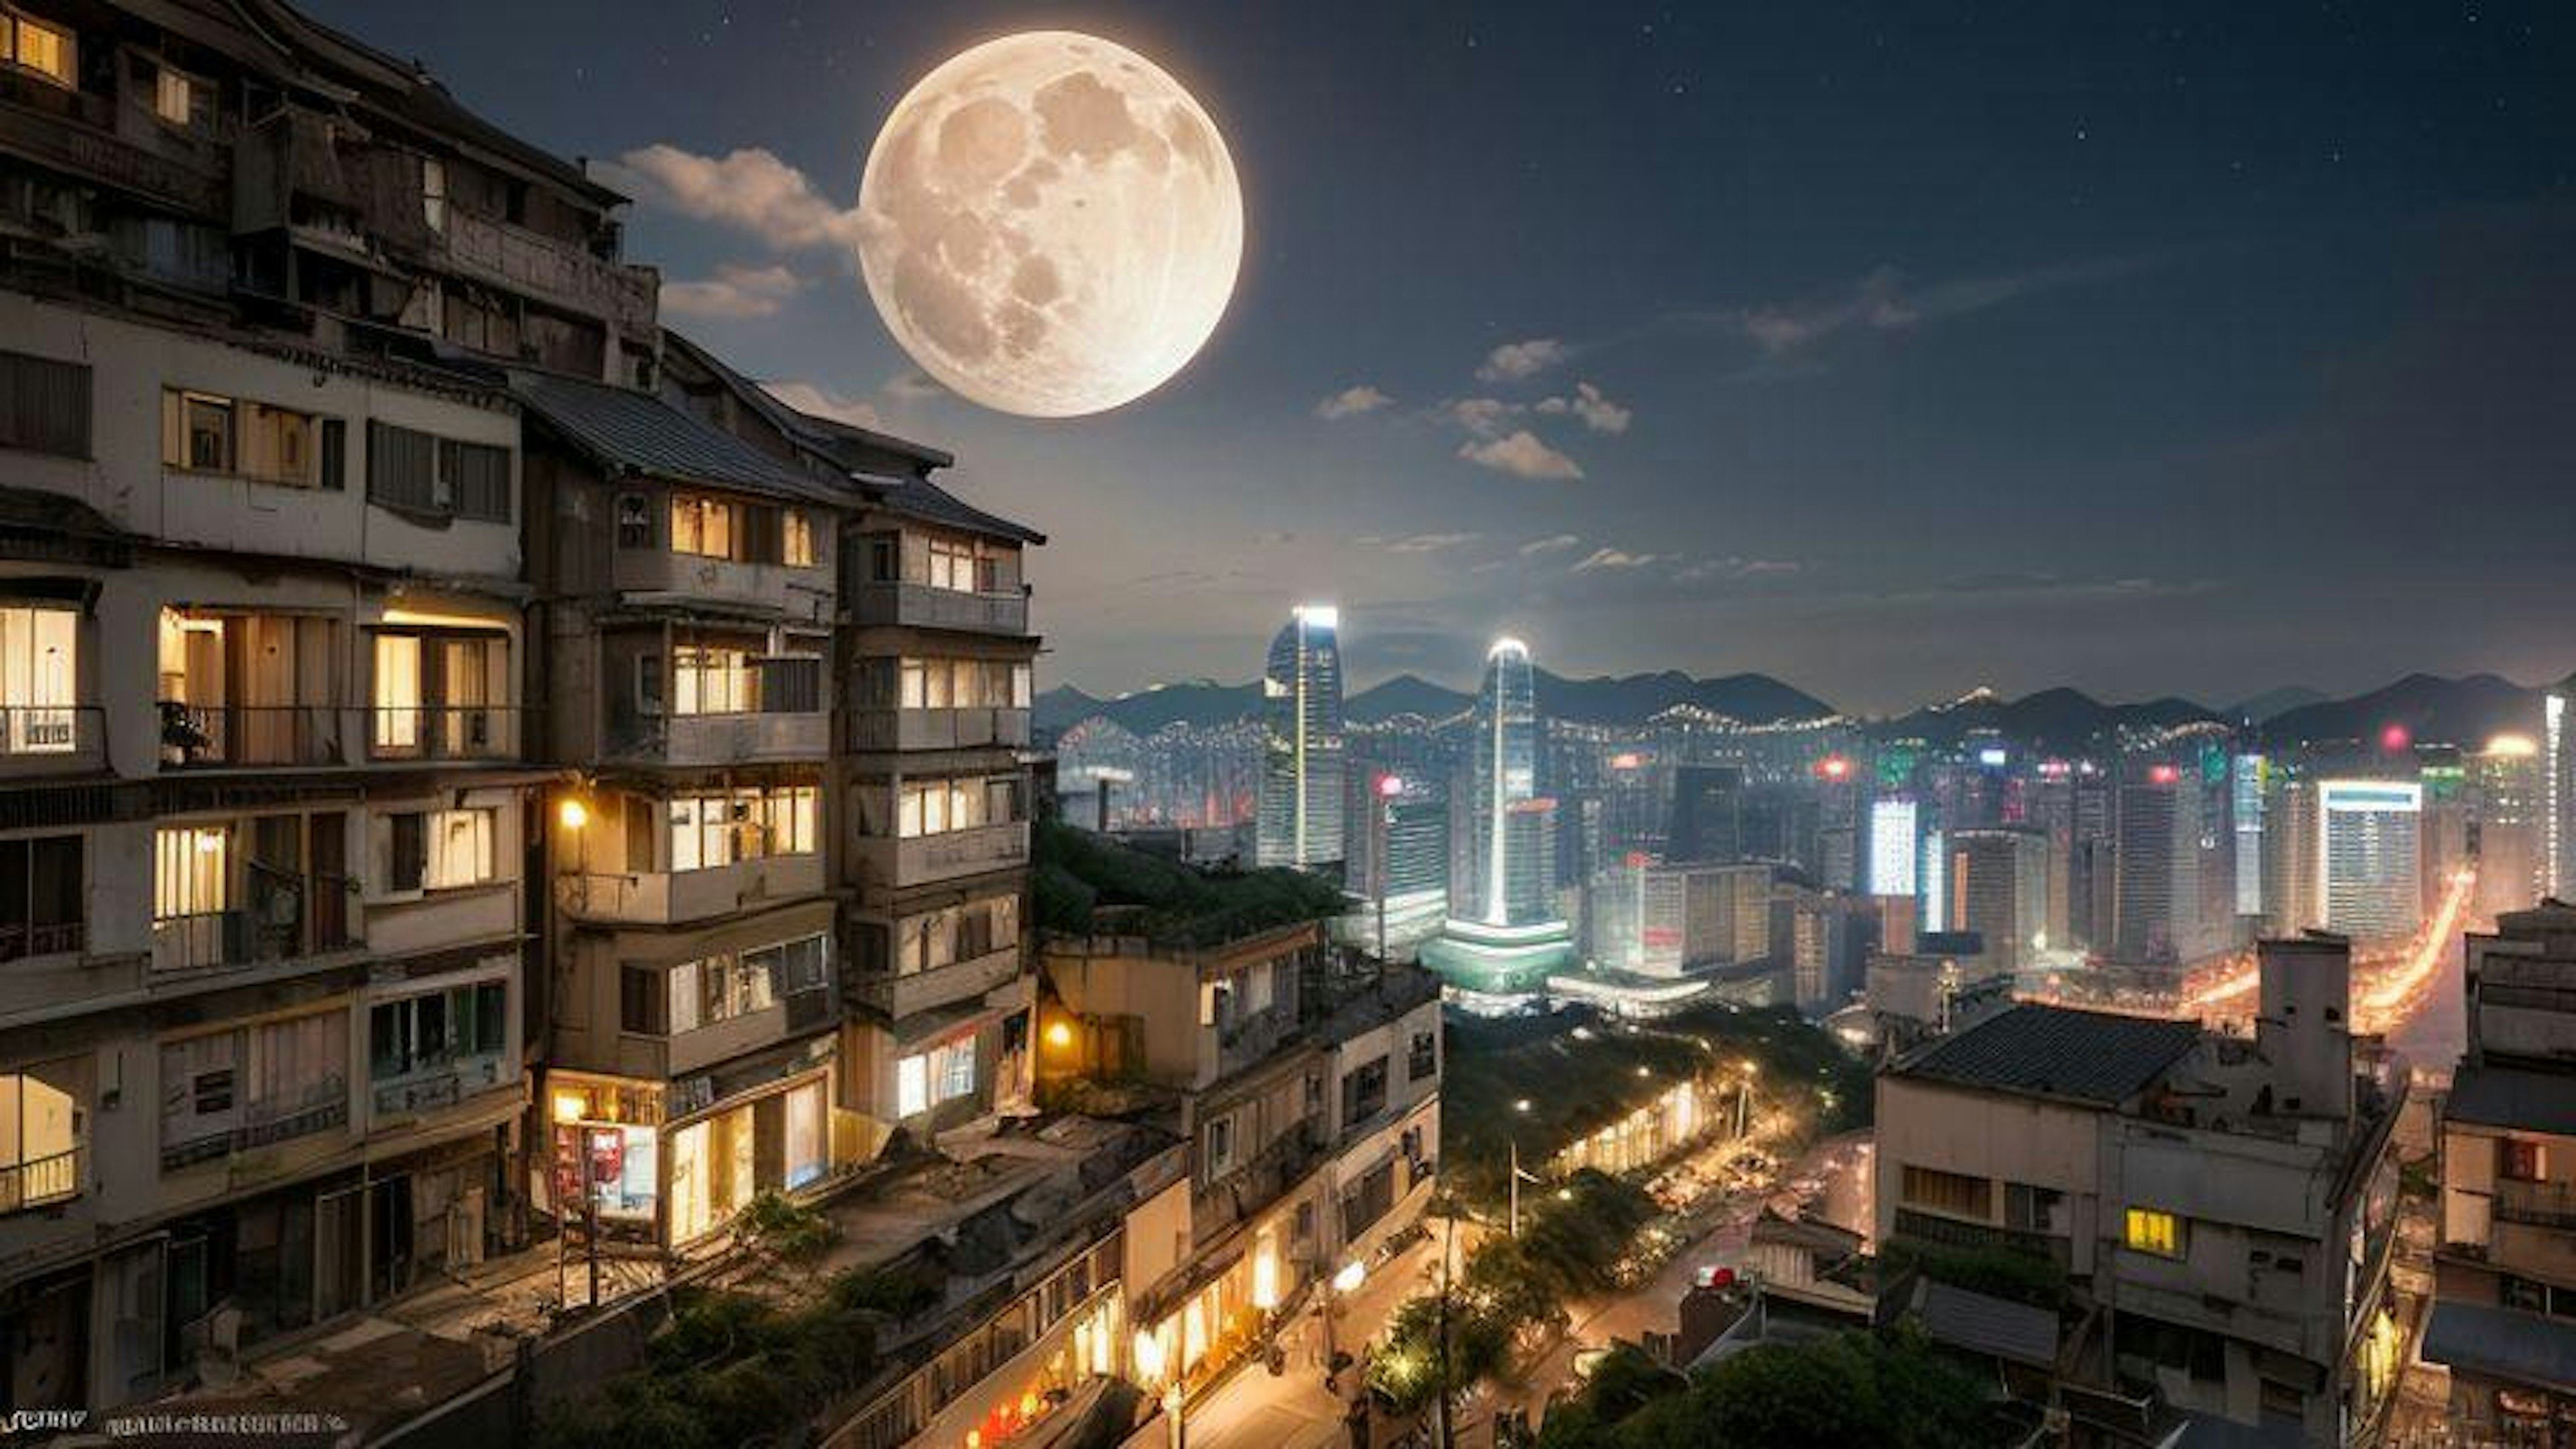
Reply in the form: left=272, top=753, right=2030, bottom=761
left=1322, top=1258, right=1365, bottom=1380
left=1135, top=1328, right=1183, bottom=1449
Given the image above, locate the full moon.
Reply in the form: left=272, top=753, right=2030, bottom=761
left=856, top=32, right=1244, bottom=419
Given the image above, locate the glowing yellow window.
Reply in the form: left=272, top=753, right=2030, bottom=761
left=2125, top=1207, right=2183, bottom=1258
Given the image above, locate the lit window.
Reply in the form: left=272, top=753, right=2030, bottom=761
left=2125, top=1207, right=2184, bottom=1258
left=152, top=826, right=229, bottom=920
left=8, top=13, right=74, bottom=87
left=897, top=1054, right=928, bottom=1118
left=421, top=156, right=447, bottom=234
left=152, top=66, right=213, bottom=129
left=784, top=511, right=815, bottom=568
left=0, top=605, right=78, bottom=755
left=670, top=495, right=737, bottom=559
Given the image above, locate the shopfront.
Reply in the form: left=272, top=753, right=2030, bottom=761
left=547, top=1067, right=833, bottom=1249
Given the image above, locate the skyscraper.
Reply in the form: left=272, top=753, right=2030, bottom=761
left=1255, top=604, right=1346, bottom=871
left=2548, top=676, right=2575, bottom=901
left=2233, top=753, right=2268, bottom=919
left=2115, top=762, right=2204, bottom=965
left=2318, top=779, right=2424, bottom=941
left=1422, top=638, right=1576, bottom=998
left=1949, top=826, right=2050, bottom=972
left=1869, top=798, right=1921, bottom=899
left=1667, top=765, right=1746, bottom=863
left=2468, top=734, right=2544, bottom=918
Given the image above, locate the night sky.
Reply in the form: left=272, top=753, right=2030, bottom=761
left=307, top=1, right=2572, bottom=713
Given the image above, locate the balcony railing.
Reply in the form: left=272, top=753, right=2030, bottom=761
left=861, top=820, right=1032, bottom=890
left=2497, top=1179, right=2576, bottom=1232
left=0, top=1146, right=82, bottom=1215
left=0, top=705, right=102, bottom=768
left=370, top=1053, right=509, bottom=1118
left=161, top=1078, right=350, bottom=1170
left=365, top=705, right=521, bottom=762
left=850, top=944, right=1023, bottom=1022
left=605, top=708, right=828, bottom=767
left=150, top=879, right=358, bottom=976
left=558, top=853, right=825, bottom=926
left=848, top=706, right=1032, bottom=753
left=853, top=581, right=1029, bottom=635
left=0, top=920, right=84, bottom=964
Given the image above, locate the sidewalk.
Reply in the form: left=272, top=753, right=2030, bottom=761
left=1184, top=1230, right=1448, bottom=1449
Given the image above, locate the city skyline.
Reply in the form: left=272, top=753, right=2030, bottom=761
left=304, top=0, right=2575, bottom=712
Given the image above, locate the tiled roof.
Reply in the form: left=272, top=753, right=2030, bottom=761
left=1893, top=1004, right=2200, bottom=1106
left=876, top=473, right=1046, bottom=546
left=2447, top=1062, right=2576, bottom=1136
left=1915, top=1279, right=2060, bottom=1368
left=506, top=370, right=843, bottom=504
left=2422, top=1299, right=2576, bottom=1394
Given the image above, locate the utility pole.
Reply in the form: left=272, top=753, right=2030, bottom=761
left=1434, top=1212, right=1456, bottom=1449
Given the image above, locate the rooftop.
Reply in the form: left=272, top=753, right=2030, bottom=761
left=2446, top=1060, right=2576, bottom=1136
left=506, top=368, right=847, bottom=506
left=1892, top=1004, right=2202, bottom=1107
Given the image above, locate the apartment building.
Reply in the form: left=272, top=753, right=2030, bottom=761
left=1875, top=934, right=2408, bottom=1445
left=2426, top=901, right=2576, bottom=1440
left=0, top=0, right=666, bottom=1413
left=1040, top=920, right=1442, bottom=1403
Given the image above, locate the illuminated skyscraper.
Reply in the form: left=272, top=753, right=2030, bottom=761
left=2468, top=734, right=2544, bottom=918
left=2549, top=676, right=2575, bottom=900
left=1422, top=637, right=1576, bottom=998
left=2318, top=779, right=2423, bottom=941
left=1869, top=798, right=1920, bottom=898
left=2115, top=762, right=2205, bottom=965
left=1949, top=826, right=2050, bottom=972
left=2233, top=753, right=2268, bottom=919
left=1254, top=604, right=1346, bottom=870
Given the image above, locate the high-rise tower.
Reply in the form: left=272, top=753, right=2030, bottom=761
left=1423, top=637, right=1576, bottom=998
left=1256, top=604, right=1347, bottom=870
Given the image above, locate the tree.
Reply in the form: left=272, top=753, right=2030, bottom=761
left=1538, top=1328, right=1996, bottom=1449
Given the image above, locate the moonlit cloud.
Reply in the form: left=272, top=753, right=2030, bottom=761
left=660, top=262, right=806, bottom=320
left=1675, top=555, right=1805, bottom=584
left=884, top=371, right=945, bottom=401
left=1536, top=381, right=1631, bottom=434
left=606, top=144, right=863, bottom=255
left=1728, top=255, right=2167, bottom=354
left=1375, top=532, right=1483, bottom=553
left=1475, top=338, right=1568, bottom=382
left=1316, top=384, right=1394, bottom=419
left=1572, top=547, right=1662, bottom=571
left=1458, top=429, right=1585, bottom=480
left=760, top=380, right=883, bottom=429
left=1443, top=397, right=1523, bottom=437
left=1519, top=533, right=1583, bottom=556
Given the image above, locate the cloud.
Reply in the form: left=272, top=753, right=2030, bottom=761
left=760, top=380, right=883, bottom=430
left=1476, top=338, right=1568, bottom=382
left=1519, top=533, right=1582, bottom=556
left=659, top=262, right=806, bottom=320
left=1730, top=255, right=2164, bottom=354
left=1572, top=547, right=1663, bottom=572
left=1316, top=384, right=1394, bottom=420
left=1458, top=430, right=1585, bottom=481
left=1675, top=555, right=1804, bottom=584
left=606, top=144, right=863, bottom=255
left=1443, top=397, right=1524, bottom=437
left=1535, top=381, right=1631, bottom=435
left=884, top=372, right=945, bottom=401
left=1376, top=532, right=1483, bottom=553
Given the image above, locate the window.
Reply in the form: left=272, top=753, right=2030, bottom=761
left=0, top=604, right=76, bottom=755
left=620, top=967, right=664, bottom=1034
left=1899, top=1164, right=1991, bottom=1220
left=373, top=635, right=421, bottom=752
left=897, top=657, right=1028, bottom=712
left=896, top=775, right=1020, bottom=838
left=1407, top=1028, right=1438, bottom=1081
left=151, top=64, right=214, bottom=130
left=368, top=981, right=506, bottom=1083
left=381, top=809, right=495, bottom=893
left=616, top=493, right=653, bottom=549
left=2, top=12, right=73, bottom=87
left=0, top=351, right=91, bottom=458
left=665, top=950, right=779, bottom=1034
left=926, top=538, right=978, bottom=592
left=367, top=422, right=510, bottom=522
left=2004, top=1182, right=2065, bottom=1235
left=1206, top=1113, right=1237, bottom=1177
left=669, top=786, right=817, bottom=871
left=2125, top=1206, right=2184, bottom=1258
left=0, top=1061, right=83, bottom=1211
left=421, top=156, right=447, bottom=233
left=672, top=644, right=755, bottom=714
left=897, top=1054, right=928, bottom=1118
left=748, top=934, right=828, bottom=995
left=898, top=895, right=1018, bottom=976
left=894, top=1037, right=978, bottom=1118
left=0, top=834, right=82, bottom=961
left=152, top=826, right=229, bottom=920
left=1342, top=1057, right=1389, bottom=1127
left=2502, top=1138, right=2546, bottom=1183
left=162, top=391, right=339, bottom=488
left=670, top=494, right=737, bottom=559
left=160, top=1010, right=347, bottom=1159
left=784, top=511, right=816, bottom=568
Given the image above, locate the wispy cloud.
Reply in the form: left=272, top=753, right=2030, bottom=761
left=1460, top=430, right=1585, bottom=481
left=1371, top=531, right=1484, bottom=553
left=1442, top=397, right=1525, bottom=437
left=1536, top=381, right=1631, bottom=435
left=1675, top=555, right=1803, bottom=584
left=605, top=144, right=863, bottom=257
left=884, top=371, right=945, bottom=401
left=1519, top=533, right=1582, bottom=556
left=1316, top=384, right=1394, bottom=419
left=1573, top=547, right=1663, bottom=572
left=1476, top=338, right=1568, bottom=382
left=661, top=262, right=806, bottom=320
left=1726, top=255, right=2165, bottom=354
left=761, top=380, right=882, bottom=429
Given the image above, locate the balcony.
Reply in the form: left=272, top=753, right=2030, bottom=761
left=611, top=549, right=802, bottom=614
left=853, top=581, right=1028, bottom=637
left=857, top=821, right=1031, bottom=891
left=364, top=705, right=525, bottom=763
left=0, top=1146, right=82, bottom=1216
left=852, top=944, right=1024, bottom=1022
left=2496, top=1179, right=2576, bottom=1232
left=849, top=706, right=1031, bottom=753
left=161, top=1079, right=350, bottom=1171
left=441, top=207, right=658, bottom=333
left=159, top=702, right=345, bottom=768
left=0, top=706, right=105, bottom=775
left=0, top=75, right=226, bottom=215
left=606, top=708, right=828, bottom=768
left=0, top=921, right=84, bottom=965
left=370, top=1051, right=511, bottom=1119
left=150, top=888, right=358, bottom=978
left=560, top=853, right=825, bottom=926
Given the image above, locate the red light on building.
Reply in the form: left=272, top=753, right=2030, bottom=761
left=2036, top=759, right=2071, bottom=778
left=1814, top=755, right=1852, bottom=781
left=2148, top=763, right=2181, bottom=786
left=2381, top=723, right=2412, bottom=753
left=1624, top=851, right=1653, bottom=869
left=1609, top=752, right=1644, bottom=771
left=1377, top=773, right=1407, bottom=798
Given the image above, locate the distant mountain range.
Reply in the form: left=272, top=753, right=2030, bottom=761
left=1038, top=669, right=2557, bottom=749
